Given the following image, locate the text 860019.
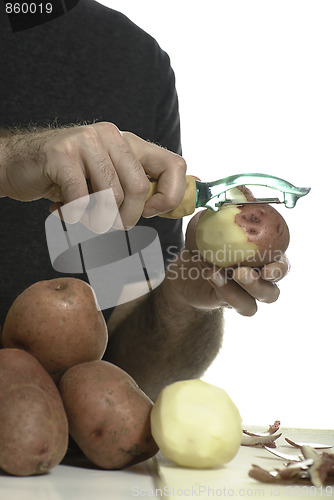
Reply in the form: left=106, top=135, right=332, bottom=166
left=5, top=2, right=53, bottom=14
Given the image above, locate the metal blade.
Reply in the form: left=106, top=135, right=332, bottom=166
left=217, top=197, right=282, bottom=207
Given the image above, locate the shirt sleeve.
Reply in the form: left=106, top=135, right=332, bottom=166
left=136, top=44, right=184, bottom=267
left=153, top=45, right=182, bottom=156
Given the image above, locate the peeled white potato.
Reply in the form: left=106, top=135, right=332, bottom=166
left=150, top=379, right=242, bottom=468
left=196, top=205, right=258, bottom=267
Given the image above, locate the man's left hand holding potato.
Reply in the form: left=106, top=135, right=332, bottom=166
left=104, top=173, right=290, bottom=401
left=107, top=247, right=289, bottom=401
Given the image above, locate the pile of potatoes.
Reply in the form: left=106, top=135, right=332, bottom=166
left=0, top=276, right=243, bottom=477
left=0, top=277, right=158, bottom=476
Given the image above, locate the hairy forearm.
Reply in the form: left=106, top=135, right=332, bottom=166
left=103, top=280, right=224, bottom=401
left=0, top=123, right=81, bottom=199
left=0, top=127, right=46, bottom=198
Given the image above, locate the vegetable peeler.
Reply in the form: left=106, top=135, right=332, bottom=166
left=147, top=173, right=311, bottom=219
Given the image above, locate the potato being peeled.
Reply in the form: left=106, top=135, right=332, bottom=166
left=191, top=202, right=289, bottom=268
left=150, top=379, right=242, bottom=469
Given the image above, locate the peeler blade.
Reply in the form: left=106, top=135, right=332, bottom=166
left=196, top=173, right=311, bottom=211
left=220, top=197, right=282, bottom=207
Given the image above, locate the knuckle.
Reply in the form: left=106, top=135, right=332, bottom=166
left=175, top=156, right=187, bottom=174
left=96, top=121, right=122, bottom=141
left=122, top=130, right=135, bottom=142
left=76, top=125, right=101, bottom=147
left=164, top=191, right=180, bottom=208
left=80, top=123, right=123, bottom=151
left=51, top=138, right=76, bottom=163
left=167, top=156, right=187, bottom=179
left=134, top=175, right=150, bottom=197
left=53, top=127, right=98, bottom=160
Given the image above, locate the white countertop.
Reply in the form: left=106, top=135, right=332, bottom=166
left=1, top=428, right=333, bottom=499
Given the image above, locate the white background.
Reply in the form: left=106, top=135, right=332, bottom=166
left=98, top=1, right=333, bottom=429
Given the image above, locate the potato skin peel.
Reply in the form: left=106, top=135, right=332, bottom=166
left=59, top=360, right=158, bottom=469
left=0, top=349, right=68, bottom=476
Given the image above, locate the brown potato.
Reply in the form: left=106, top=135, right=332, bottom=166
left=2, top=277, right=108, bottom=382
left=59, top=360, right=158, bottom=469
left=186, top=203, right=289, bottom=268
left=0, top=348, right=68, bottom=476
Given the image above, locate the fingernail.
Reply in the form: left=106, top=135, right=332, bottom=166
left=143, top=208, right=161, bottom=218
left=209, top=272, right=226, bottom=288
left=265, top=268, right=282, bottom=281
left=234, top=268, right=254, bottom=285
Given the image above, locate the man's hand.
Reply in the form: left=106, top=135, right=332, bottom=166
left=163, top=208, right=290, bottom=317
left=164, top=249, right=289, bottom=316
left=104, top=242, right=289, bottom=398
left=0, top=122, right=187, bottom=231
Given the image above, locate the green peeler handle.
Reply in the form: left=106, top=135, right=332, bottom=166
left=146, top=173, right=311, bottom=219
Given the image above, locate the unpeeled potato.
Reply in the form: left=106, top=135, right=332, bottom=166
left=59, top=360, right=158, bottom=469
left=0, top=348, right=68, bottom=476
left=150, top=379, right=242, bottom=469
left=2, top=277, right=108, bottom=382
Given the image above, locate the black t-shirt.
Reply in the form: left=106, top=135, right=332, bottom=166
left=0, top=0, right=183, bottom=325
